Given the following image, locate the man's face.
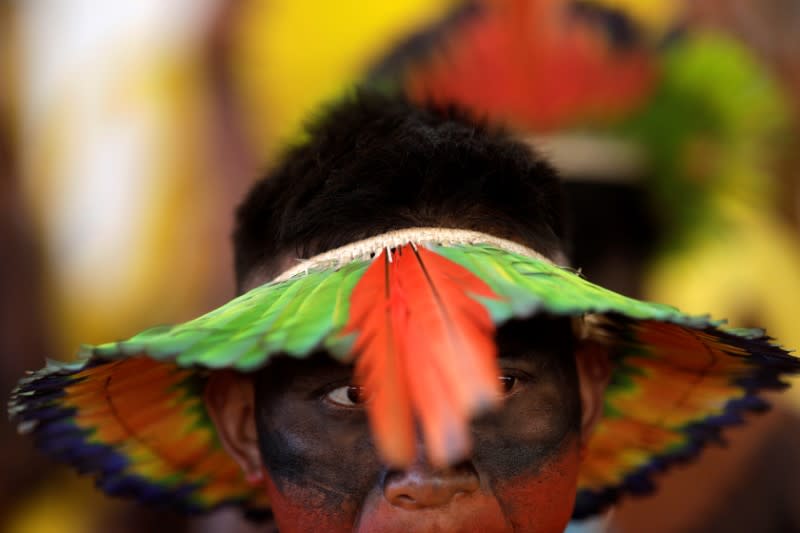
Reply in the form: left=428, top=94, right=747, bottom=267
left=250, top=319, right=586, bottom=533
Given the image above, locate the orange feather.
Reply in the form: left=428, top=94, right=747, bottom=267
left=345, top=244, right=501, bottom=468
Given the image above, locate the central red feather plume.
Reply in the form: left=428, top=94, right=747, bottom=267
left=344, top=244, right=501, bottom=467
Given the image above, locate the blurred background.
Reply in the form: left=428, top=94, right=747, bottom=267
left=1, top=0, right=800, bottom=531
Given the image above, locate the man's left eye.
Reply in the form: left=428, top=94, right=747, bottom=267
left=325, top=385, right=368, bottom=407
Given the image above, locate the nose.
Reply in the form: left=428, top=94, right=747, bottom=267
left=383, top=462, right=480, bottom=510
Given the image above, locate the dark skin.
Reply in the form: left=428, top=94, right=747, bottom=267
left=206, top=318, right=609, bottom=533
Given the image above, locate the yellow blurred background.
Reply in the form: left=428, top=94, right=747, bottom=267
left=2, top=1, right=799, bottom=532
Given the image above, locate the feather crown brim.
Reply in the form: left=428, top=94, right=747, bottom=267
left=9, top=228, right=799, bottom=518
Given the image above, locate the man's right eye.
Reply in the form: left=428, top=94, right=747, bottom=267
left=325, top=385, right=369, bottom=407
left=498, top=375, right=518, bottom=395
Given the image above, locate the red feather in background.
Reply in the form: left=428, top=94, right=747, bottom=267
left=344, top=244, right=501, bottom=467
left=405, top=0, right=657, bottom=131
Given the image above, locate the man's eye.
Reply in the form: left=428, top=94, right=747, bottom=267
left=326, top=377, right=519, bottom=406
left=499, top=375, right=518, bottom=395
left=325, top=385, right=368, bottom=407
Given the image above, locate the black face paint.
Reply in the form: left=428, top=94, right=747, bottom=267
left=475, top=317, right=581, bottom=484
left=254, top=354, right=382, bottom=510
left=253, top=317, right=581, bottom=525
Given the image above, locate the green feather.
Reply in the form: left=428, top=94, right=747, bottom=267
left=101, top=282, right=290, bottom=360
left=231, top=262, right=368, bottom=371
left=89, top=261, right=370, bottom=371
left=83, top=242, right=726, bottom=373
left=280, top=261, right=369, bottom=355
left=434, top=244, right=709, bottom=327
left=257, top=261, right=367, bottom=352
left=431, top=244, right=538, bottom=318
left=176, top=272, right=324, bottom=367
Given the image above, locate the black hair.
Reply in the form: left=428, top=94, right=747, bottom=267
left=241, top=93, right=583, bottom=486
left=233, top=90, right=567, bottom=289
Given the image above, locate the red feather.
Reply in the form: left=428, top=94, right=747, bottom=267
left=344, top=244, right=501, bottom=467
left=405, top=0, right=656, bottom=131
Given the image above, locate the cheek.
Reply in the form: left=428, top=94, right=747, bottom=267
left=471, top=379, right=582, bottom=533
left=493, top=439, right=582, bottom=533
left=256, top=401, right=382, bottom=531
left=263, top=474, right=358, bottom=533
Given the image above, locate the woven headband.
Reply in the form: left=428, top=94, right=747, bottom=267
left=273, top=227, right=560, bottom=282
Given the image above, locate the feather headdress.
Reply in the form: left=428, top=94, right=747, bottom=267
left=10, top=228, right=799, bottom=518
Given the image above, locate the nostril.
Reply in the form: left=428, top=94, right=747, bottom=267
left=394, top=494, right=416, bottom=508
left=383, top=464, right=479, bottom=509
